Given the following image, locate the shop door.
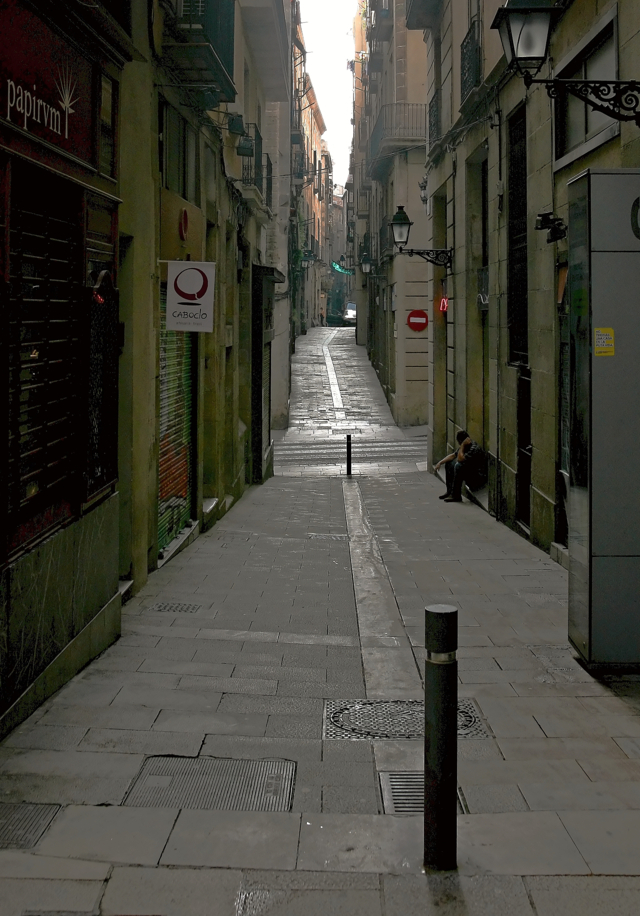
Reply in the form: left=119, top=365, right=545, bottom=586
left=158, top=286, right=195, bottom=552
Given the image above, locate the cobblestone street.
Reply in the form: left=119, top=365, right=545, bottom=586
left=2, top=329, right=640, bottom=914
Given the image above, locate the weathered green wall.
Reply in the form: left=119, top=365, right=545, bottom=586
left=0, top=494, right=119, bottom=716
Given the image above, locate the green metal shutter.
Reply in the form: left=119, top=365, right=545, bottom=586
left=158, top=286, right=195, bottom=552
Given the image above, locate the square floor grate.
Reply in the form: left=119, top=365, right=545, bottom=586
left=323, top=699, right=489, bottom=740
left=0, top=803, right=59, bottom=848
left=380, top=772, right=468, bottom=815
left=146, top=602, right=202, bottom=613
left=124, top=756, right=296, bottom=811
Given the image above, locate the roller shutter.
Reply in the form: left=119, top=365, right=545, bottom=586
left=158, top=285, right=195, bottom=552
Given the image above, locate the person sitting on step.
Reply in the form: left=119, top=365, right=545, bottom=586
left=434, top=430, right=483, bottom=503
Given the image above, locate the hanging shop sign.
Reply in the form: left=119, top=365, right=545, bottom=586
left=166, top=261, right=216, bottom=332
left=0, top=0, right=95, bottom=164
left=331, top=260, right=355, bottom=275
left=407, top=309, right=429, bottom=332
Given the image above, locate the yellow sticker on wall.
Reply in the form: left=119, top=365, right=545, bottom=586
left=594, top=328, right=615, bottom=356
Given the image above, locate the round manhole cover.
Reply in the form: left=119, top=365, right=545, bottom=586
left=327, top=700, right=424, bottom=739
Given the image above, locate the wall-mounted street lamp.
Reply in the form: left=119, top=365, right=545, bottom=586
left=390, top=207, right=453, bottom=271
left=491, top=0, right=640, bottom=126
left=360, top=254, right=372, bottom=275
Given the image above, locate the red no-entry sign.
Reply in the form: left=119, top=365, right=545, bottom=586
left=407, top=309, right=429, bottom=332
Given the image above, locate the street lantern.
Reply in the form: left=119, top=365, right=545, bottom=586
left=390, top=206, right=453, bottom=271
left=491, top=0, right=558, bottom=80
left=390, top=206, right=413, bottom=250
left=490, top=0, right=640, bottom=125
left=360, top=253, right=372, bottom=275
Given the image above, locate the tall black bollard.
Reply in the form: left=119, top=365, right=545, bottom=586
left=346, top=434, right=352, bottom=476
left=424, top=604, right=458, bottom=871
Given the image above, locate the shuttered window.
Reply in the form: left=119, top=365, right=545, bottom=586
left=3, top=161, right=119, bottom=559
left=158, top=285, right=195, bottom=551
left=6, top=165, right=82, bottom=552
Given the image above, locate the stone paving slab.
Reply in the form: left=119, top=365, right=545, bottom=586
left=161, top=810, right=301, bottom=869
left=36, top=805, right=178, bottom=865
left=0, top=878, right=105, bottom=916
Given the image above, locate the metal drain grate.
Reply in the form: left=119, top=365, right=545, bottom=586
left=146, top=602, right=202, bottom=613
left=0, top=803, right=59, bottom=848
left=380, top=773, right=468, bottom=815
left=323, top=699, right=489, bottom=740
left=324, top=699, right=423, bottom=739
left=457, top=698, right=490, bottom=738
left=124, top=756, right=296, bottom=811
left=307, top=533, right=349, bottom=540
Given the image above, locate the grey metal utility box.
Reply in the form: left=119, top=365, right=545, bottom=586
left=568, top=169, right=640, bottom=664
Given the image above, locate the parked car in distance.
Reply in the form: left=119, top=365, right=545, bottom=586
left=343, top=307, right=356, bottom=327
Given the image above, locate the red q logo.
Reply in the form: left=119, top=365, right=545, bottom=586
left=173, top=267, right=209, bottom=302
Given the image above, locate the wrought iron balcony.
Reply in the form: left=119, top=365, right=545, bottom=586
left=428, top=92, right=441, bottom=150
left=164, top=0, right=236, bottom=102
left=368, top=40, right=385, bottom=73
left=357, top=190, right=370, bottom=218
left=369, top=103, right=427, bottom=176
left=461, top=19, right=481, bottom=104
left=358, top=117, right=369, bottom=152
left=406, top=0, right=441, bottom=30
left=242, top=122, right=263, bottom=196
left=367, top=4, right=393, bottom=43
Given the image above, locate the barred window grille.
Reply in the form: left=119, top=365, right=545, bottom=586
left=460, top=20, right=481, bottom=103
left=242, top=123, right=264, bottom=196
left=428, top=93, right=441, bottom=149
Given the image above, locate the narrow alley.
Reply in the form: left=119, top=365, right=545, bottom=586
left=1, top=330, right=640, bottom=915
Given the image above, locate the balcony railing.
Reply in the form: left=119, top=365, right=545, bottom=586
left=357, top=190, right=370, bottom=218
left=264, top=154, right=273, bottom=210
left=164, top=0, right=236, bottom=102
left=428, top=92, right=441, bottom=150
left=368, top=40, right=385, bottom=72
left=369, top=103, right=427, bottom=162
left=460, top=19, right=481, bottom=104
left=242, top=123, right=263, bottom=196
left=292, top=149, right=309, bottom=185
left=367, top=0, right=393, bottom=42
left=406, top=0, right=441, bottom=30
left=358, top=117, right=369, bottom=151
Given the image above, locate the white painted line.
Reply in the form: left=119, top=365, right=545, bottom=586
left=322, top=330, right=344, bottom=410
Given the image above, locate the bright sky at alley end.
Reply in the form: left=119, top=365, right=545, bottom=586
left=298, top=0, right=359, bottom=186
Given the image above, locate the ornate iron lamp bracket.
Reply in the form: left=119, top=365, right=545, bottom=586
left=525, top=77, right=640, bottom=127
left=400, top=248, right=454, bottom=271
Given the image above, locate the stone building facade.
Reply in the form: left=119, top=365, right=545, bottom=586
left=0, top=0, right=294, bottom=731
left=403, top=0, right=639, bottom=555
left=351, top=0, right=432, bottom=427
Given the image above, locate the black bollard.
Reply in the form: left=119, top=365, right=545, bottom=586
left=424, top=604, right=458, bottom=871
left=346, top=434, right=352, bottom=476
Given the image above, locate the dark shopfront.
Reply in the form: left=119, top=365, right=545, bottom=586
left=0, top=0, right=130, bottom=730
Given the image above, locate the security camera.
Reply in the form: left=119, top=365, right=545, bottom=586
left=535, top=212, right=567, bottom=243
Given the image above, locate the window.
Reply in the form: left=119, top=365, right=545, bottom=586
left=160, top=104, right=200, bottom=205
left=555, top=20, right=617, bottom=164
